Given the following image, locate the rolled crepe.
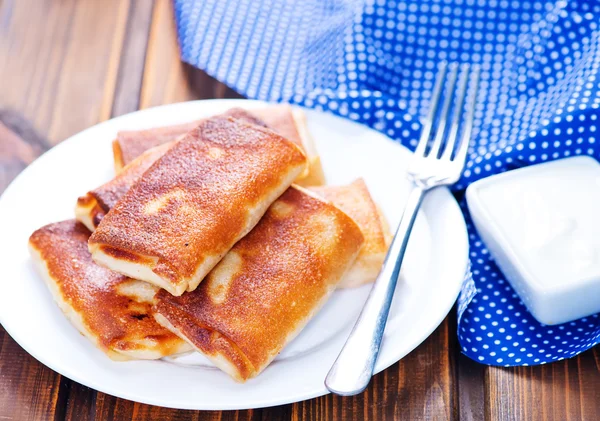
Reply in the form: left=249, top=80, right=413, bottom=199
left=112, top=121, right=196, bottom=172
left=76, top=109, right=265, bottom=231
left=112, top=108, right=267, bottom=172
left=250, top=105, right=325, bottom=186
left=28, top=220, right=191, bottom=360
left=89, top=115, right=307, bottom=296
left=153, top=186, right=364, bottom=382
left=112, top=104, right=325, bottom=186
left=76, top=142, right=174, bottom=231
left=311, top=179, right=392, bottom=288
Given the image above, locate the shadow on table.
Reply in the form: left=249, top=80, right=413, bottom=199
left=183, top=64, right=245, bottom=101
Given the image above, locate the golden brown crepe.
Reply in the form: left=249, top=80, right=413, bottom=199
left=28, top=220, right=191, bottom=360
left=250, top=105, right=325, bottom=186
left=112, top=121, right=196, bottom=172
left=153, top=186, right=364, bottom=382
left=311, top=179, right=392, bottom=288
left=112, top=108, right=267, bottom=172
left=89, top=115, right=307, bottom=296
left=112, top=104, right=325, bottom=186
left=76, top=142, right=174, bottom=231
left=76, top=109, right=265, bottom=231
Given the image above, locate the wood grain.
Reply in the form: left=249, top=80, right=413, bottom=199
left=139, top=0, right=242, bottom=109
left=486, top=347, right=600, bottom=421
left=110, top=0, right=155, bottom=117
left=0, top=118, right=43, bottom=192
left=0, top=0, right=133, bottom=145
left=64, top=383, right=96, bottom=421
left=0, top=116, right=60, bottom=421
left=0, top=326, right=64, bottom=421
left=457, top=354, right=486, bottom=421
left=139, top=0, right=198, bottom=109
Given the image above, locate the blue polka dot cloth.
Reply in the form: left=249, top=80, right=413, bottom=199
left=173, top=0, right=600, bottom=366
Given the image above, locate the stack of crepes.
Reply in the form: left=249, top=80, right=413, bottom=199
left=28, top=105, right=392, bottom=382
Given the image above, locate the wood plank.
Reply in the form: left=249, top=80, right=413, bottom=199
left=185, top=65, right=244, bottom=100
left=0, top=0, right=131, bottom=145
left=0, top=115, right=45, bottom=191
left=111, top=0, right=156, bottom=117
left=486, top=347, right=600, bottom=421
left=0, top=0, right=76, bottom=139
left=0, top=113, right=63, bottom=420
left=92, top=393, right=135, bottom=421
left=578, top=348, right=600, bottom=420
left=139, top=0, right=197, bottom=109
left=110, top=402, right=264, bottom=421
left=64, top=383, right=96, bottom=421
left=139, top=0, right=242, bottom=109
left=49, top=0, right=130, bottom=138
left=0, top=327, right=65, bottom=421
left=457, top=354, right=486, bottom=421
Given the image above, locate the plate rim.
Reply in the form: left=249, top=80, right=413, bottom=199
left=0, top=99, right=469, bottom=410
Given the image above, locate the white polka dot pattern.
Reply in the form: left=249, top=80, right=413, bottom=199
left=174, top=0, right=600, bottom=365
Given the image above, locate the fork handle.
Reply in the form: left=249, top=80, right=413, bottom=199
left=325, top=184, right=425, bottom=396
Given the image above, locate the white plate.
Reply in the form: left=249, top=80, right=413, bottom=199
left=0, top=99, right=468, bottom=410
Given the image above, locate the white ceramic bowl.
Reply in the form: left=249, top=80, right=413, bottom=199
left=466, top=156, right=600, bottom=325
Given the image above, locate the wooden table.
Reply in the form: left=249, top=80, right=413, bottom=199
left=1, top=1, right=599, bottom=420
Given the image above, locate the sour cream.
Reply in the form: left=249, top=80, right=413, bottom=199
left=466, top=156, right=600, bottom=325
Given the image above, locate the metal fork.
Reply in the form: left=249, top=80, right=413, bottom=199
left=325, top=62, right=480, bottom=396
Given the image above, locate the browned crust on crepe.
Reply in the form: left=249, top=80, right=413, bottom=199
left=153, top=186, right=364, bottom=381
left=112, top=108, right=268, bottom=172
left=112, top=105, right=325, bottom=185
left=289, top=109, right=326, bottom=186
left=80, top=109, right=266, bottom=231
left=112, top=139, right=125, bottom=171
left=113, top=121, right=197, bottom=173
left=89, top=116, right=307, bottom=296
left=249, top=105, right=303, bottom=147
left=251, top=105, right=325, bottom=185
left=76, top=142, right=175, bottom=231
left=74, top=193, right=106, bottom=233
left=311, top=179, right=391, bottom=288
left=28, top=220, right=190, bottom=360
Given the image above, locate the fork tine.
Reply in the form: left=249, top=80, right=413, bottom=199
left=427, top=63, right=459, bottom=158
left=441, top=64, right=470, bottom=160
left=454, top=65, right=481, bottom=168
left=414, top=62, right=448, bottom=157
